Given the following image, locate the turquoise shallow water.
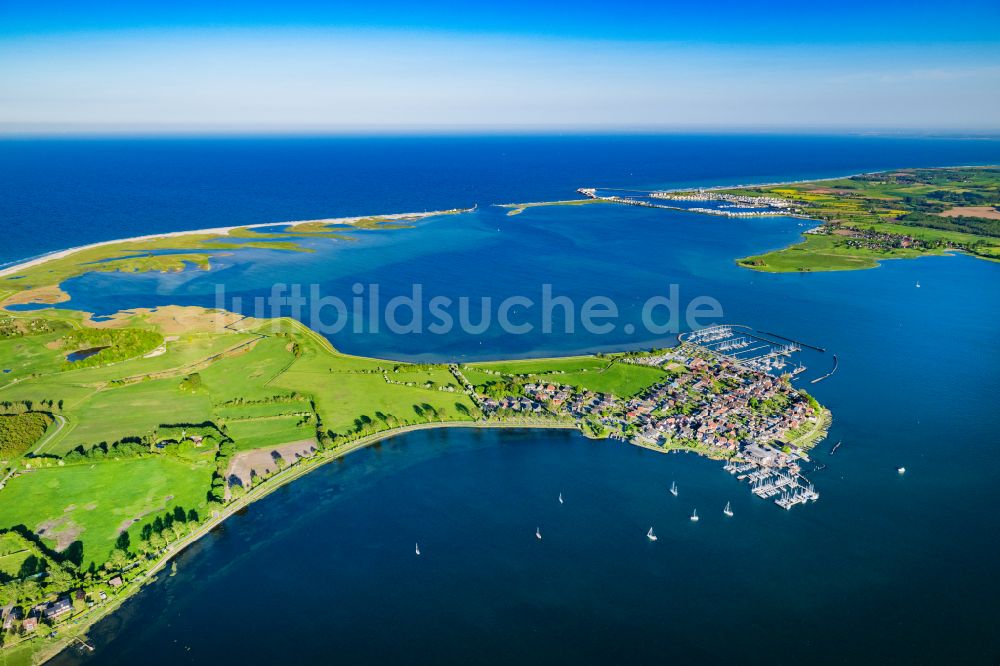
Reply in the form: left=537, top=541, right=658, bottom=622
left=4, top=135, right=995, bottom=663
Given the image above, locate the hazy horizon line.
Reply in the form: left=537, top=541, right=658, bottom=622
left=3, top=123, right=1000, bottom=140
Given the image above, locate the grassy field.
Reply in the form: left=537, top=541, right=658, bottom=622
left=556, top=363, right=666, bottom=396
left=725, top=166, right=1000, bottom=272
left=274, top=361, right=476, bottom=433
left=736, top=234, right=937, bottom=272
left=466, top=356, right=666, bottom=397
left=226, top=416, right=315, bottom=451
left=0, top=456, right=213, bottom=568
left=0, top=533, right=31, bottom=578
left=467, top=356, right=608, bottom=375
left=0, top=305, right=486, bottom=574
left=0, top=331, right=67, bottom=382
left=54, top=379, right=215, bottom=454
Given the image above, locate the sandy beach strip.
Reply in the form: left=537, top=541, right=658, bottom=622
left=0, top=208, right=472, bottom=279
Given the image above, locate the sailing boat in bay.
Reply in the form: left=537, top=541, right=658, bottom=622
left=558, top=492, right=563, bottom=504
left=669, top=481, right=678, bottom=497
left=415, top=543, right=421, bottom=556
left=723, top=501, right=733, bottom=517
left=690, top=508, right=699, bottom=522
left=536, top=526, right=542, bottom=540
left=647, top=527, right=657, bottom=542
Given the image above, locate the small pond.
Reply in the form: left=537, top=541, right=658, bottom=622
left=66, top=346, right=108, bottom=362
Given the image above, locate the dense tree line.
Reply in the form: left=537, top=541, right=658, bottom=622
left=0, top=412, right=52, bottom=459
left=63, top=437, right=151, bottom=462
left=897, top=212, right=1000, bottom=239
left=216, top=393, right=303, bottom=407
left=477, top=379, right=524, bottom=399
left=209, top=440, right=237, bottom=503
left=0, top=399, right=62, bottom=415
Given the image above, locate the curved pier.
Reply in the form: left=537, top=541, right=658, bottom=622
left=810, top=354, right=839, bottom=384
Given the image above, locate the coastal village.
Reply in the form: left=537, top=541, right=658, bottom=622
left=464, top=329, right=828, bottom=512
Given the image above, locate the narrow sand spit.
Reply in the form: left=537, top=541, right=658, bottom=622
left=0, top=208, right=470, bottom=279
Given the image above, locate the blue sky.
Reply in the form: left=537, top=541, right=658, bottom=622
left=2, top=0, right=999, bottom=133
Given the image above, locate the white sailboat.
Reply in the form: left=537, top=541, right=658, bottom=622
left=915, top=281, right=921, bottom=288
left=536, top=526, right=542, bottom=540
left=647, top=527, right=657, bottom=542
left=558, top=492, right=564, bottom=504
left=723, top=501, right=733, bottom=517
left=669, top=481, right=678, bottom=497
left=897, top=466, right=906, bottom=475
left=690, top=509, right=699, bottom=522
left=415, top=542, right=420, bottom=556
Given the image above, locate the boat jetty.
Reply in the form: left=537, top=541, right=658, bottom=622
left=723, top=457, right=819, bottom=510
left=678, top=324, right=805, bottom=376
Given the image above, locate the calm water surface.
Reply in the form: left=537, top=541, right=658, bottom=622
left=6, top=136, right=997, bottom=664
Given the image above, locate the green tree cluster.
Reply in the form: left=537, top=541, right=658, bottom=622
left=60, top=327, right=163, bottom=370
left=0, top=412, right=52, bottom=459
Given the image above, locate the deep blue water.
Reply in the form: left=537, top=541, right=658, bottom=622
left=4, top=136, right=999, bottom=664
left=4, top=134, right=1000, bottom=267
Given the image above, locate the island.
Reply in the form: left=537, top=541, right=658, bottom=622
left=14, top=167, right=970, bottom=660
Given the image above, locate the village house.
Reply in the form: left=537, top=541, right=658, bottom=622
left=42, top=597, right=72, bottom=620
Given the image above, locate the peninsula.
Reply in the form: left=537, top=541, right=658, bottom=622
left=573, top=166, right=1000, bottom=271
left=0, top=201, right=831, bottom=662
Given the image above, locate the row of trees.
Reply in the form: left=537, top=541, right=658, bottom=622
left=209, top=440, right=237, bottom=503
left=0, top=399, right=63, bottom=415
left=216, top=392, right=303, bottom=407
left=63, top=437, right=151, bottom=462
left=104, top=506, right=202, bottom=568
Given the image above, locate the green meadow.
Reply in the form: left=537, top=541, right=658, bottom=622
left=0, top=456, right=213, bottom=568
left=727, top=166, right=1000, bottom=272
left=466, top=357, right=666, bottom=397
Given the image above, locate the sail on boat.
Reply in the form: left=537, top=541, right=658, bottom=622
left=690, top=509, right=699, bottom=522
left=669, top=481, right=678, bottom=497
left=536, top=526, right=542, bottom=540
left=415, top=543, right=421, bottom=556
left=558, top=492, right=564, bottom=504
left=723, top=501, right=733, bottom=517
left=647, top=527, right=657, bottom=542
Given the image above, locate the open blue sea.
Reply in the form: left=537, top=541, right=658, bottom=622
left=3, top=135, right=1000, bottom=664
